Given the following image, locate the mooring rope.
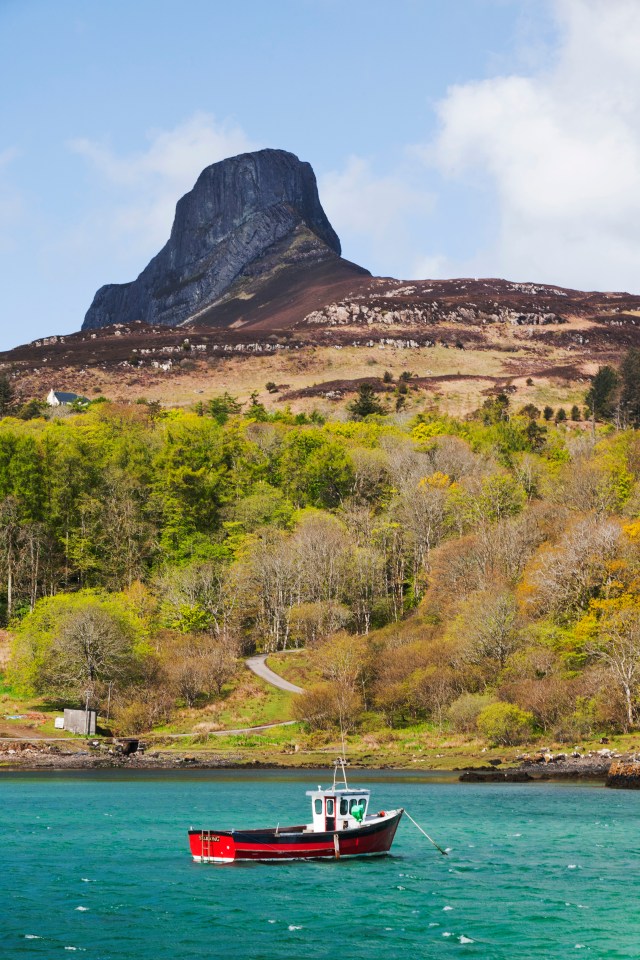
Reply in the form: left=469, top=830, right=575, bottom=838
left=404, top=809, right=448, bottom=856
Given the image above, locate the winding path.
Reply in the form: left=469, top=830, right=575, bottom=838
left=245, top=654, right=305, bottom=694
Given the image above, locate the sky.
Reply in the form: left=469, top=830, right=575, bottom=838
left=2, top=0, right=640, bottom=350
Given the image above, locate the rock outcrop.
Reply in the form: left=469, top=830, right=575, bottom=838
left=605, top=758, right=640, bottom=788
left=82, top=149, right=346, bottom=331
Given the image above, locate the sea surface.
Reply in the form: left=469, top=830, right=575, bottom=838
left=1, top=769, right=638, bottom=959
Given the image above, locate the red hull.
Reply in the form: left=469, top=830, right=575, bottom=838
left=189, top=809, right=403, bottom=862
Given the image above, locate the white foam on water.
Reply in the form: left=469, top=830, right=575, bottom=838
left=428, top=923, right=440, bottom=928
left=442, top=932, right=452, bottom=937
left=267, top=920, right=276, bottom=924
left=24, top=935, right=41, bottom=939
left=575, top=945, right=586, bottom=950
left=443, top=905, right=453, bottom=911
left=396, top=885, right=405, bottom=891
left=80, top=878, right=95, bottom=883
left=459, top=936, right=475, bottom=944
left=288, top=925, right=302, bottom=931
left=567, top=864, right=579, bottom=870
left=75, top=906, right=89, bottom=912
left=385, top=927, right=393, bottom=931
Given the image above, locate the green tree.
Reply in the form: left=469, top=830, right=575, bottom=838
left=10, top=591, right=147, bottom=702
left=349, top=383, right=385, bottom=419
left=476, top=702, right=535, bottom=745
left=585, top=365, right=619, bottom=422
left=620, top=348, right=640, bottom=427
left=0, top=374, right=13, bottom=417
left=480, top=393, right=510, bottom=425
left=208, top=393, right=242, bottom=425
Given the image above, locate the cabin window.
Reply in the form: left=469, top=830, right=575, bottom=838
left=339, top=798, right=348, bottom=815
left=314, top=799, right=322, bottom=815
left=326, top=799, right=334, bottom=815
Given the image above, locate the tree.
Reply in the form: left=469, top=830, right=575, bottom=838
left=480, top=393, right=510, bottom=425
left=293, top=681, right=362, bottom=732
left=476, top=702, right=535, bottom=745
left=587, top=609, right=640, bottom=730
left=453, top=590, right=522, bottom=672
left=518, top=403, right=540, bottom=421
left=521, top=517, right=621, bottom=619
left=0, top=374, right=13, bottom=417
left=543, top=406, right=554, bottom=421
left=585, top=365, right=619, bottom=422
left=570, top=405, right=581, bottom=421
left=208, top=393, right=242, bottom=425
left=555, top=408, right=567, bottom=423
left=620, top=348, right=640, bottom=427
left=160, top=632, right=237, bottom=705
left=348, top=383, right=385, bottom=419
left=10, top=592, right=145, bottom=703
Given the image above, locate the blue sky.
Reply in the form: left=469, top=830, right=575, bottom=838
left=2, top=0, right=640, bottom=350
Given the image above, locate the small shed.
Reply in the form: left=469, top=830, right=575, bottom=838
left=63, top=708, right=97, bottom=735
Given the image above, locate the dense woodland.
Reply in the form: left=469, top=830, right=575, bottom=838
left=2, top=350, right=640, bottom=742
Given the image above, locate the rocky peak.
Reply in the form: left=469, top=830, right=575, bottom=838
left=82, top=149, right=344, bottom=331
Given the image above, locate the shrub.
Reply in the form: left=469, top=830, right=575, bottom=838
left=448, top=693, right=498, bottom=733
left=476, top=702, right=535, bottom=745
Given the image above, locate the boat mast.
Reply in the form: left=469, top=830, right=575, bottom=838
left=332, top=756, right=349, bottom=790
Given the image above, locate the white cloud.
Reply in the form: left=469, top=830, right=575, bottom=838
left=320, top=156, right=434, bottom=275
left=69, top=112, right=257, bottom=256
left=423, top=0, right=640, bottom=292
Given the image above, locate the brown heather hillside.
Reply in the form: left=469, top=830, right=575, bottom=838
left=3, top=277, right=640, bottom=417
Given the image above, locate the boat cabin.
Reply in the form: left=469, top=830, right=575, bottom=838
left=306, top=787, right=370, bottom=832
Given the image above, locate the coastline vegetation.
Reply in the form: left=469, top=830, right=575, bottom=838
left=2, top=350, right=640, bottom=751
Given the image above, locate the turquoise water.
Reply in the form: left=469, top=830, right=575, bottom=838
left=1, top=770, right=639, bottom=959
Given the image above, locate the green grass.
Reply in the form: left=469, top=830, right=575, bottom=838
left=151, top=670, right=294, bottom=736
left=265, top=649, right=319, bottom=688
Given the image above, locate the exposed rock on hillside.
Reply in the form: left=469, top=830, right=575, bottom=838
left=83, top=149, right=352, bottom=331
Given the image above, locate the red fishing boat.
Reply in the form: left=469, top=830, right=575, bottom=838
left=188, top=760, right=403, bottom=863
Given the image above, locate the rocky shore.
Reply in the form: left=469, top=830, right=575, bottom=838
left=459, top=747, right=633, bottom=784
left=0, top=739, right=245, bottom=770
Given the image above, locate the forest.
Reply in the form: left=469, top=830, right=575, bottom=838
left=2, top=349, right=640, bottom=744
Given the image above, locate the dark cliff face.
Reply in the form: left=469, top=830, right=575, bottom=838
left=82, top=149, right=343, bottom=330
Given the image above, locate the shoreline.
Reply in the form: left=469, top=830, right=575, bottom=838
left=0, top=739, right=633, bottom=784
